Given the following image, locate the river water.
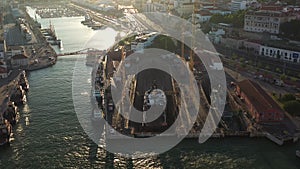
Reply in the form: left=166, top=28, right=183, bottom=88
left=0, top=8, right=299, bottom=169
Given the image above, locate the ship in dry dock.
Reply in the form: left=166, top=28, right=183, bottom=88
left=91, top=32, right=207, bottom=140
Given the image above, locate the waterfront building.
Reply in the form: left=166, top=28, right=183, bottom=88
left=6, top=46, right=25, bottom=59
left=11, top=54, right=29, bottom=68
left=236, top=79, right=284, bottom=122
left=244, top=10, right=296, bottom=34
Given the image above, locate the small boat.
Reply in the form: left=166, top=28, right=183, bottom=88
left=0, top=117, right=12, bottom=146
left=297, top=150, right=300, bottom=158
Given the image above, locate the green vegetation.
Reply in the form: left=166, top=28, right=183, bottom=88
left=209, top=10, right=246, bottom=28
left=149, top=35, right=176, bottom=52
left=283, top=100, right=300, bottom=116
left=280, top=74, right=287, bottom=81
left=279, top=93, right=296, bottom=102
left=201, top=22, right=211, bottom=34
left=280, top=20, right=300, bottom=41
left=277, top=94, right=300, bottom=116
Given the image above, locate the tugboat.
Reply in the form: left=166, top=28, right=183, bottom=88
left=3, top=101, right=19, bottom=125
left=0, top=116, right=12, bottom=146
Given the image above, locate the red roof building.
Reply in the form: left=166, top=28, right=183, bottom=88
left=236, top=79, right=284, bottom=122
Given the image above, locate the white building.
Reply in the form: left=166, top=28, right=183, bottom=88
left=231, top=0, right=247, bottom=12
left=259, top=45, right=300, bottom=63
left=207, top=29, right=225, bottom=44
left=244, top=11, right=296, bottom=34
left=194, top=10, right=212, bottom=23
left=131, top=33, right=158, bottom=53
left=176, top=2, right=194, bottom=16
left=209, top=8, right=232, bottom=15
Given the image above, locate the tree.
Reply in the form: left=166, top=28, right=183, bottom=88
left=275, top=68, right=282, bottom=73
left=283, top=100, right=300, bottom=116
left=280, top=74, right=287, bottom=81
left=209, top=10, right=246, bottom=28
left=280, top=20, right=300, bottom=41
left=280, top=93, right=296, bottom=103
left=149, top=35, right=176, bottom=52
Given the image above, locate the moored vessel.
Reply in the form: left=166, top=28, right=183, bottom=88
left=0, top=117, right=12, bottom=146
left=19, top=71, right=29, bottom=92
left=3, top=101, right=19, bottom=125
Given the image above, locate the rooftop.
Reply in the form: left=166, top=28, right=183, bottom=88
left=260, top=5, right=284, bottom=11
left=0, top=67, right=7, bottom=73
left=195, top=10, right=213, bottom=16
left=8, top=46, right=24, bottom=51
left=12, top=54, right=28, bottom=59
left=246, top=10, right=295, bottom=17
left=262, top=40, right=300, bottom=52
left=237, top=79, right=283, bottom=113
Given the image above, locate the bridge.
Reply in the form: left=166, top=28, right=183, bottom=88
left=56, top=48, right=105, bottom=57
